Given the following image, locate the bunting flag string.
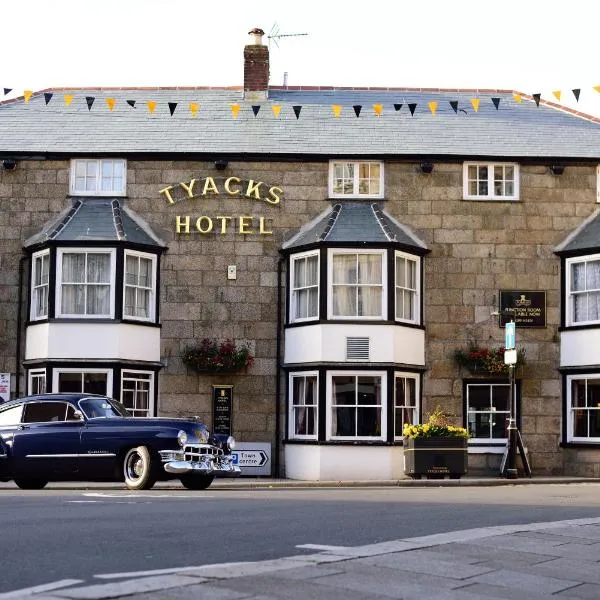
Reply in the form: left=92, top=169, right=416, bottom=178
left=1, top=84, right=599, bottom=119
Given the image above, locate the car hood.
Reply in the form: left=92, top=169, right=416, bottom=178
left=87, top=417, right=209, bottom=434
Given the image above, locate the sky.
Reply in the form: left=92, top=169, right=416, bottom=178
left=3, top=0, right=600, bottom=117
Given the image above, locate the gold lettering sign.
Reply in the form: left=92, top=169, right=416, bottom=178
left=161, top=175, right=282, bottom=236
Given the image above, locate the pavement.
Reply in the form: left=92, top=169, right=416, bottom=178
left=3, top=476, right=600, bottom=599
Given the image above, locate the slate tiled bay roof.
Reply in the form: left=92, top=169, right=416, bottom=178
left=24, top=198, right=166, bottom=249
left=1, top=87, right=599, bottom=158
left=281, top=201, right=429, bottom=253
left=555, top=208, right=600, bottom=255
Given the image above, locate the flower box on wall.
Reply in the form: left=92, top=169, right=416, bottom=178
left=182, top=339, right=254, bottom=374
left=403, top=437, right=468, bottom=479
left=454, top=345, right=525, bottom=376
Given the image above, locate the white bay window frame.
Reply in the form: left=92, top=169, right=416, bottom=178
left=328, top=249, right=386, bottom=320
left=289, top=251, right=319, bottom=323
left=56, top=248, right=116, bottom=318
left=70, top=158, right=126, bottom=196
left=327, top=371, right=386, bottom=441
left=289, top=371, right=318, bottom=440
left=121, top=370, right=154, bottom=418
left=329, top=160, right=384, bottom=199
left=565, top=254, right=600, bottom=326
left=30, top=249, right=50, bottom=321
left=566, top=374, right=600, bottom=442
left=28, top=369, right=47, bottom=395
left=52, top=368, right=112, bottom=396
left=395, top=251, right=420, bottom=324
left=393, top=373, right=419, bottom=440
left=463, top=162, right=519, bottom=201
left=123, top=250, right=157, bottom=322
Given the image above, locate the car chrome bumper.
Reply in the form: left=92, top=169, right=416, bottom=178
left=159, top=447, right=241, bottom=477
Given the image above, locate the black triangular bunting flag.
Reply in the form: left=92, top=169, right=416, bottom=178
left=44, top=93, right=53, bottom=105
left=532, top=93, right=541, bottom=107
left=85, top=96, right=95, bottom=111
left=572, top=88, right=581, bottom=102
left=491, top=97, right=500, bottom=110
left=408, top=103, right=417, bottom=116
left=449, top=101, right=458, bottom=114
left=3, top=88, right=12, bottom=96
left=168, top=102, right=177, bottom=116
left=353, top=105, right=362, bottom=117
left=126, top=100, right=136, bottom=108
left=393, top=103, right=403, bottom=112
left=292, top=105, right=302, bottom=119
left=252, top=105, right=260, bottom=117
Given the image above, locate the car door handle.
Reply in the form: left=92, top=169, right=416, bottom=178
left=17, top=425, right=30, bottom=430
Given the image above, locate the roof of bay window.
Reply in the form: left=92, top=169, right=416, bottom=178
left=24, top=198, right=166, bottom=249
left=282, top=201, right=429, bottom=253
left=555, top=208, right=600, bottom=255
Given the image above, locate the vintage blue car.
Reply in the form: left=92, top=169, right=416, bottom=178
left=0, top=393, right=240, bottom=490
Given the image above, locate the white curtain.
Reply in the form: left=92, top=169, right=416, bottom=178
left=62, top=253, right=110, bottom=315
left=572, top=261, right=600, bottom=322
left=333, top=254, right=382, bottom=317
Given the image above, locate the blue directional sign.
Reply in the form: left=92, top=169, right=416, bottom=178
left=505, top=321, right=516, bottom=350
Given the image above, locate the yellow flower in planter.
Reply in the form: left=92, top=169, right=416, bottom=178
left=403, top=407, right=469, bottom=439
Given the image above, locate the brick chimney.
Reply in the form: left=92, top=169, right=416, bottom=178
left=244, top=28, right=269, bottom=101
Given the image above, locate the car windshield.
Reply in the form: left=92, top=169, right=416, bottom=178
left=79, top=397, right=130, bottom=419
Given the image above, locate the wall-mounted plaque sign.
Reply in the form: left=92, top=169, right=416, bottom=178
left=499, top=290, right=546, bottom=328
left=212, top=385, right=233, bottom=436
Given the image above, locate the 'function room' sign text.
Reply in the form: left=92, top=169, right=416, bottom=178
left=499, top=290, right=546, bottom=328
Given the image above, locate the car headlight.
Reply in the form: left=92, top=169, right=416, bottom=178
left=226, top=436, right=236, bottom=452
left=177, top=430, right=188, bottom=447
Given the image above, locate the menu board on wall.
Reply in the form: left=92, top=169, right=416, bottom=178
left=0, top=373, right=9, bottom=402
left=499, top=290, right=546, bottom=328
left=212, top=385, right=233, bottom=436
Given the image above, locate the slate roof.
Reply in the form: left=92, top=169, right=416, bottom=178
left=555, top=208, right=600, bottom=255
left=281, top=201, right=429, bottom=253
left=24, top=198, right=166, bottom=249
left=0, top=87, right=599, bottom=159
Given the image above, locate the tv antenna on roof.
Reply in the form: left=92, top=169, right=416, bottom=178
left=267, top=22, right=308, bottom=48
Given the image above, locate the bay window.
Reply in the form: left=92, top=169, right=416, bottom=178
left=329, top=373, right=385, bottom=440
left=56, top=249, right=115, bottom=318
left=395, top=252, right=419, bottom=323
left=289, top=372, right=318, bottom=439
left=567, top=375, right=600, bottom=441
left=394, top=374, right=419, bottom=439
left=31, top=250, right=50, bottom=320
left=121, top=370, right=153, bottom=417
left=124, top=251, right=156, bottom=321
left=54, top=369, right=111, bottom=395
left=290, top=252, right=319, bottom=322
left=329, top=250, right=385, bottom=319
left=566, top=255, right=600, bottom=326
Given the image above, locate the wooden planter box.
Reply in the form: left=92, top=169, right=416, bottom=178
left=404, top=437, right=468, bottom=479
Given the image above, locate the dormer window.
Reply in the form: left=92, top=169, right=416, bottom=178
left=70, top=159, right=126, bottom=196
left=329, top=161, right=383, bottom=198
left=463, top=162, right=519, bottom=200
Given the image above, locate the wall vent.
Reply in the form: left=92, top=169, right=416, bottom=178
left=346, top=337, right=370, bottom=361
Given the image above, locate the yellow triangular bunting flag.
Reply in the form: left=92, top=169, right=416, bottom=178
left=189, top=102, right=199, bottom=117
left=470, top=98, right=480, bottom=112
left=593, top=85, right=600, bottom=94
left=106, top=98, right=116, bottom=111
left=24, top=90, right=33, bottom=103
left=147, top=101, right=156, bottom=114
left=373, top=104, right=383, bottom=116
left=428, top=101, right=438, bottom=115
left=64, top=94, right=74, bottom=106
left=272, top=104, right=282, bottom=118
left=553, top=90, right=561, bottom=101
left=231, top=103, right=240, bottom=119
left=513, top=93, right=522, bottom=103
left=332, top=104, right=342, bottom=118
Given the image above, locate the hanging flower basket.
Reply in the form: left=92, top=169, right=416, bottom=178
left=454, top=344, right=525, bottom=375
left=182, top=338, right=254, bottom=374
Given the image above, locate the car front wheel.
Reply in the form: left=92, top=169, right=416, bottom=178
left=14, top=478, right=48, bottom=490
left=179, top=474, right=215, bottom=490
left=123, top=446, right=157, bottom=490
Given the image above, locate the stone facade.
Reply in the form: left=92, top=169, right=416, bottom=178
left=0, top=158, right=597, bottom=475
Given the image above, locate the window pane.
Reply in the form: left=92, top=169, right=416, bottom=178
left=333, top=255, right=357, bottom=284
left=333, top=376, right=355, bottom=405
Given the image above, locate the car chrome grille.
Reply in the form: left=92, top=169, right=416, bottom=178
left=184, top=444, right=223, bottom=461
